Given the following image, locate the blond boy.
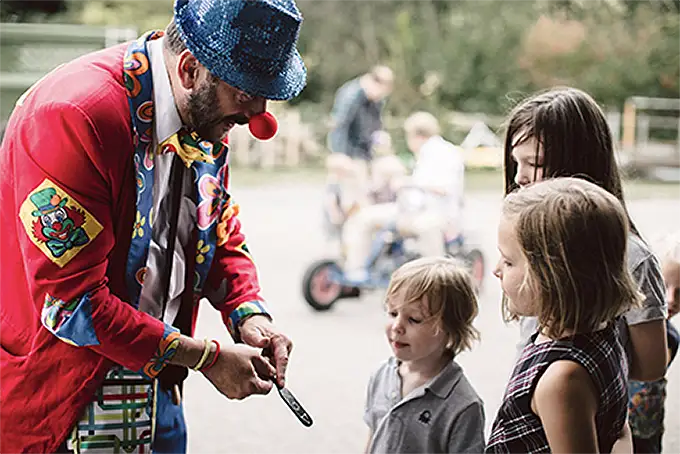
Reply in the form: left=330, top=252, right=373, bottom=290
left=364, top=257, right=485, bottom=453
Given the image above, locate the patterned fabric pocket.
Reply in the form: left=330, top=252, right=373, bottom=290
left=68, top=367, right=155, bottom=453
left=628, top=378, right=667, bottom=439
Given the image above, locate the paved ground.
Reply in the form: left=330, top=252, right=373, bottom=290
left=184, top=180, right=680, bottom=453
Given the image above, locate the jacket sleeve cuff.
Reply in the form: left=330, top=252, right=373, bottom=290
left=42, top=291, right=181, bottom=378
left=138, top=324, right=180, bottom=379
left=226, top=300, right=271, bottom=340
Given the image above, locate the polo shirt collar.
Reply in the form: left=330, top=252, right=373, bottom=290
left=425, top=359, right=463, bottom=399
left=390, top=356, right=463, bottom=400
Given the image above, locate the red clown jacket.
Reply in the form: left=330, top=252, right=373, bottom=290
left=0, top=44, right=270, bottom=452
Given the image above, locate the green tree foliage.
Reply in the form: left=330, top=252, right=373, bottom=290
left=63, top=0, right=174, bottom=32
left=9, top=0, right=677, bottom=117
left=0, top=0, right=67, bottom=22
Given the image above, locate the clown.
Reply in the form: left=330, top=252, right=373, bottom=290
left=29, top=188, right=90, bottom=258
left=0, top=0, right=306, bottom=452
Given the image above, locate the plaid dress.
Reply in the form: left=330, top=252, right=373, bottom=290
left=486, top=323, right=628, bottom=453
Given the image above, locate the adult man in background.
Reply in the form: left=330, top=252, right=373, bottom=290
left=325, top=65, right=394, bottom=233
left=327, top=65, right=394, bottom=163
left=0, top=0, right=306, bottom=452
left=327, top=65, right=394, bottom=197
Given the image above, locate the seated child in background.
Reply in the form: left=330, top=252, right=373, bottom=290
left=364, top=256, right=485, bottom=453
left=322, top=152, right=362, bottom=241
left=488, top=177, right=638, bottom=453
left=368, top=130, right=407, bottom=205
left=323, top=132, right=405, bottom=243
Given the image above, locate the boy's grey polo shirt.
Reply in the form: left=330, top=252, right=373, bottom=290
left=364, top=357, right=485, bottom=453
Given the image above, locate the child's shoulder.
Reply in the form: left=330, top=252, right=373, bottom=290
left=366, top=357, right=399, bottom=397
left=430, top=360, right=483, bottom=410
left=370, top=357, right=398, bottom=380
left=448, top=362, right=484, bottom=406
left=430, top=361, right=485, bottom=428
left=627, top=233, right=656, bottom=271
left=532, top=359, right=601, bottom=416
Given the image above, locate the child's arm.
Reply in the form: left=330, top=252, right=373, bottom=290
left=628, top=319, right=668, bottom=381
left=667, top=320, right=679, bottom=367
left=532, top=360, right=599, bottom=454
left=611, top=422, right=633, bottom=454
left=627, top=255, right=668, bottom=381
left=364, top=430, right=373, bottom=454
left=363, top=370, right=378, bottom=454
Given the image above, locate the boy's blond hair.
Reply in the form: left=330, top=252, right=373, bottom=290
left=385, top=256, right=480, bottom=355
left=403, top=111, right=441, bottom=138
left=501, top=177, right=643, bottom=339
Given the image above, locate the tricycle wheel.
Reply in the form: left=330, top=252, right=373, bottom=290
left=302, top=259, right=343, bottom=311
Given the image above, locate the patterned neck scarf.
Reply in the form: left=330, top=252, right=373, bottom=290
left=123, top=31, right=229, bottom=320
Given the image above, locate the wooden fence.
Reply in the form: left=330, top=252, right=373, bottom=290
left=0, top=22, right=136, bottom=125
left=228, top=108, right=507, bottom=170
left=228, top=108, right=327, bottom=169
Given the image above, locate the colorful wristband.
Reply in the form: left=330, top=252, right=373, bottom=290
left=191, top=338, right=212, bottom=371
left=201, top=340, right=221, bottom=371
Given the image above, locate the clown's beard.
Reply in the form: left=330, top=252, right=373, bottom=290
left=186, top=79, right=248, bottom=143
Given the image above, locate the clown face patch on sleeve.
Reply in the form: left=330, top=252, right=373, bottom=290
left=19, top=179, right=104, bottom=268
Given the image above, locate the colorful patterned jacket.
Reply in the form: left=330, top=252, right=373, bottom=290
left=0, top=43, right=269, bottom=453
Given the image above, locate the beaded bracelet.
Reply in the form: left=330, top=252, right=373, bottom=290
left=191, top=338, right=212, bottom=371
left=201, top=340, right=221, bottom=371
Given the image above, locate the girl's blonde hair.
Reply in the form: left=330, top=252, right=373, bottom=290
left=385, top=256, right=480, bottom=354
left=502, top=177, right=642, bottom=339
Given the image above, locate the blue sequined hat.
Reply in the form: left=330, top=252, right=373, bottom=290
left=174, top=0, right=307, bottom=101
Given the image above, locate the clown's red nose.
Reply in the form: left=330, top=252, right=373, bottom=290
left=248, top=112, right=278, bottom=141
left=52, top=222, right=62, bottom=231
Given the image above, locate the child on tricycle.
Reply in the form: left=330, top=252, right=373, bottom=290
left=304, top=113, right=485, bottom=311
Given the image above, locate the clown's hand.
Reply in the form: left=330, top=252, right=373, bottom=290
left=202, top=343, right=275, bottom=400
left=239, top=315, right=293, bottom=388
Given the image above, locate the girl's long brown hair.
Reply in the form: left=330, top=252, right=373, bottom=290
left=503, top=87, right=639, bottom=236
